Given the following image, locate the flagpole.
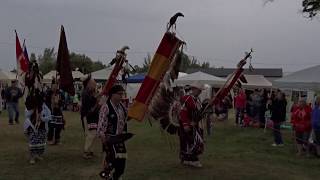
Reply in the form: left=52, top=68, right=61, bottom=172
left=14, top=30, right=18, bottom=81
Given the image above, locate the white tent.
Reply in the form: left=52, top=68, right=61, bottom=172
left=43, top=70, right=85, bottom=80
left=274, top=65, right=320, bottom=90
left=91, top=68, right=113, bottom=81
left=178, top=72, right=188, bottom=78
left=225, top=74, right=272, bottom=89
left=126, top=83, right=142, bottom=102
left=175, top=71, right=226, bottom=86
left=0, top=70, right=16, bottom=81
left=241, top=75, right=273, bottom=89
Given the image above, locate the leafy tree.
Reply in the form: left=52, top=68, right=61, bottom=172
left=36, top=48, right=106, bottom=75
left=38, top=48, right=55, bottom=74
left=69, top=53, right=105, bottom=74
left=179, top=52, right=192, bottom=71
left=135, top=53, right=152, bottom=73
left=142, top=53, right=152, bottom=72
left=301, top=0, right=320, bottom=18
left=91, top=61, right=106, bottom=72
left=265, top=0, right=320, bottom=18
left=201, top=62, right=210, bottom=68
left=179, top=53, right=210, bottom=71
left=133, top=52, right=211, bottom=74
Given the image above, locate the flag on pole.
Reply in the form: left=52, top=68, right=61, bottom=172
left=15, top=30, right=29, bottom=87
left=56, top=25, right=75, bottom=96
left=15, top=30, right=28, bottom=74
left=128, top=33, right=182, bottom=121
left=23, top=40, right=30, bottom=63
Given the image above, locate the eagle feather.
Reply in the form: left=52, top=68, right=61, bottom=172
left=147, top=51, right=184, bottom=134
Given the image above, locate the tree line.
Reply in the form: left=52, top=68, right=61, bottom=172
left=133, top=52, right=211, bottom=74
left=31, top=48, right=212, bottom=75
left=30, top=48, right=106, bottom=75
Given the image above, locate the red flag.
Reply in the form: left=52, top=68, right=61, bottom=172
left=15, top=30, right=28, bottom=74
left=56, top=25, right=75, bottom=96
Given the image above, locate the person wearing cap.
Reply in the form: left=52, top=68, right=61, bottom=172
left=179, top=81, right=205, bottom=168
left=98, top=84, right=128, bottom=180
left=81, top=75, right=100, bottom=159
left=291, top=97, right=312, bottom=156
left=5, top=80, right=23, bottom=125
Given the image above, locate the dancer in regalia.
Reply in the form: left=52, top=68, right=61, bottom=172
left=98, top=85, right=130, bottom=180
left=23, top=61, right=51, bottom=164
left=179, top=81, right=205, bottom=168
left=47, top=82, right=64, bottom=145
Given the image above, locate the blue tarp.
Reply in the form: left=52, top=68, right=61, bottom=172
left=126, top=74, right=145, bottom=83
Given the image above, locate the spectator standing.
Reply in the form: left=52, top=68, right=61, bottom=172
left=270, top=92, right=287, bottom=146
left=5, top=80, right=23, bottom=125
left=312, top=96, right=320, bottom=156
left=234, top=88, right=246, bottom=126
left=291, top=98, right=312, bottom=156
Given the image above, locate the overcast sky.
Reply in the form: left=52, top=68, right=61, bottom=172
left=0, top=0, right=319, bottom=72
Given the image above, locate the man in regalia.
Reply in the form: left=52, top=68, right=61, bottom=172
left=179, top=81, right=205, bottom=168
left=98, top=85, right=129, bottom=179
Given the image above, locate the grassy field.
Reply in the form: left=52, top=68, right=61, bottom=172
left=1, top=107, right=320, bottom=180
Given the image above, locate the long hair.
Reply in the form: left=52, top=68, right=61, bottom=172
left=82, top=74, right=92, bottom=89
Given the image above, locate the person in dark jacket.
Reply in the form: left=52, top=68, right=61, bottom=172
left=5, top=80, right=23, bottom=125
left=81, top=75, right=100, bottom=159
left=270, top=91, right=287, bottom=146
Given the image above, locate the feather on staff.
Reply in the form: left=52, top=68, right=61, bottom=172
left=128, top=12, right=185, bottom=122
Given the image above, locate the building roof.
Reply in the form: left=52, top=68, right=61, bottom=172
left=186, top=68, right=283, bottom=77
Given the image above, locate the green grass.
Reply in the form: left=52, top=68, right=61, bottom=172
left=1, top=107, right=320, bottom=180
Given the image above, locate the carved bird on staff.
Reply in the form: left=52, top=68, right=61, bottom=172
left=107, top=46, right=130, bottom=67
left=167, top=12, right=184, bottom=32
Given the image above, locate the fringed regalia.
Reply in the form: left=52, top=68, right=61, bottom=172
left=47, top=90, right=64, bottom=144
left=23, top=60, right=51, bottom=162
left=179, top=95, right=204, bottom=162
left=24, top=103, right=51, bottom=158
left=98, top=98, right=129, bottom=180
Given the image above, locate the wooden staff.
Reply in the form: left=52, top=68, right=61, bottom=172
left=200, top=49, right=253, bottom=117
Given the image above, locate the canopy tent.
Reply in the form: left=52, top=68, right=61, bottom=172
left=91, top=68, right=112, bottom=82
left=175, top=71, right=226, bottom=86
left=178, top=72, right=188, bottom=78
left=43, top=70, right=85, bottom=81
left=241, top=75, right=273, bottom=89
left=225, top=74, right=272, bottom=89
left=126, top=72, right=188, bottom=84
left=0, top=70, right=16, bottom=81
left=126, top=74, right=145, bottom=83
left=274, top=65, right=320, bottom=91
left=126, top=83, right=142, bottom=102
